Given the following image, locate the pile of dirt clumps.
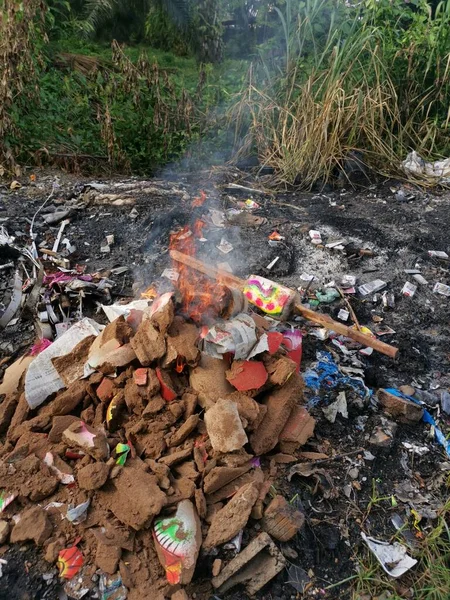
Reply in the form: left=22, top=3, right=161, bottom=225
left=1, top=173, right=450, bottom=600
left=0, top=292, right=312, bottom=600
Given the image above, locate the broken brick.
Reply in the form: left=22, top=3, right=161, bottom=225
left=171, top=591, right=189, bottom=600
left=104, top=466, right=166, bottom=530
left=6, top=393, right=29, bottom=442
left=195, top=488, right=207, bottom=519
left=0, top=392, right=19, bottom=433
left=51, top=334, right=96, bottom=387
left=377, top=389, right=424, bottom=424
left=167, top=415, right=199, bottom=448
left=212, top=559, right=222, bottom=577
left=0, top=454, right=58, bottom=501
left=264, top=355, right=297, bottom=387
left=96, top=377, right=115, bottom=403
left=42, top=380, right=87, bottom=417
left=145, top=368, right=161, bottom=397
left=159, top=446, right=192, bottom=467
left=10, top=506, right=52, bottom=546
left=95, top=542, right=122, bottom=575
left=174, top=461, right=199, bottom=482
left=48, top=416, right=81, bottom=443
left=62, top=421, right=109, bottom=460
left=203, top=465, right=252, bottom=495
left=279, top=405, right=316, bottom=453
left=189, top=354, right=233, bottom=408
left=167, top=476, right=196, bottom=505
left=203, top=481, right=261, bottom=549
left=261, top=495, right=305, bottom=541
left=101, top=315, right=134, bottom=346
left=142, top=395, right=165, bottom=418
left=113, top=368, right=132, bottom=388
left=0, top=520, right=10, bottom=544
left=250, top=373, right=304, bottom=456
left=164, top=318, right=200, bottom=368
left=147, top=459, right=171, bottom=489
left=44, top=540, right=64, bottom=564
left=137, top=423, right=167, bottom=460
left=206, top=469, right=265, bottom=505
left=215, top=449, right=253, bottom=468
left=211, top=532, right=286, bottom=595
left=168, top=401, right=184, bottom=421
left=224, top=392, right=266, bottom=431
left=183, top=391, right=198, bottom=419
left=88, top=335, right=136, bottom=373
left=124, top=379, right=145, bottom=415
left=204, top=399, right=248, bottom=453
left=193, top=446, right=206, bottom=472
left=226, top=360, right=268, bottom=392
left=134, top=368, right=148, bottom=386
left=131, top=318, right=166, bottom=366
left=147, top=292, right=174, bottom=333
left=77, top=462, right=110, bottom=490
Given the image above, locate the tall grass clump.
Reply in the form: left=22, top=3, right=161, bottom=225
left=231, top=0, right=450, bottom=187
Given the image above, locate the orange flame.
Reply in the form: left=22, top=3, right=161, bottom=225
left=175, top=356, right=186, bottom=373
left=192, top=190, right=207, bottom=208
left=169, top=216, right=227, bottom=324
left=141, top=285, right=158, bottom=300
left=269, top=231, right=283, bottom=241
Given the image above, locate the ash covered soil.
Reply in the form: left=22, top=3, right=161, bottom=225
left=0, top=169, right=449, bottom=600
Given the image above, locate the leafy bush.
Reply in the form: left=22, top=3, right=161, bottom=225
left=4, top=32, right=246, bottom=174
left=0, top=0, right=48, bottom=175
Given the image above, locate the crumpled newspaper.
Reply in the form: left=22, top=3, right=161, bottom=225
left=202, top=313, right=258, bottom=360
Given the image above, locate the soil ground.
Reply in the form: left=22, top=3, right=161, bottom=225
left=0, top=168, right=449, bottom=600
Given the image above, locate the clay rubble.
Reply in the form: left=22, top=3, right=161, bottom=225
left=2, top=177, right=450, bottom=600
left=0, top=293, right=314, bottom=599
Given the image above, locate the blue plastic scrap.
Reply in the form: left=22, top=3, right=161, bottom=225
left=384, top=388, right=450, bottom=459
left=304, top=351, right=372, bottom=406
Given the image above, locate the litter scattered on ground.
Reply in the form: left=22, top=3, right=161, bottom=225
left=361, top=532, right=418, bottom=578
left=1, top=175, right=450, bottom=600
left=402, top=151, right=450, bottom=183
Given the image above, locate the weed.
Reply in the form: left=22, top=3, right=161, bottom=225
left=230, top=0, right=450, bottom=188
left=349, top=498, right=450, bottom=600
left=0, top=0, right=47, bottom=175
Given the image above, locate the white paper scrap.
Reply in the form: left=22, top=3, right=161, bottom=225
left=101, top=300, right=149, bottom=323
left=217, top=238, right=234, bottom=254
left=161, top=268, right=180, bottom=282
left=247, top=333, right=270, bottom=359
left=361, top=532, right=417, bottom=578
left=322, top=391, right=348, bottom=423
left=25, top=318, right=102, bottom=409
left=338, top=309, right=350, bottom=321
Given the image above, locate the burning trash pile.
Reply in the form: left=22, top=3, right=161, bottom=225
left=0, top=255, right=316, bottom=599
left=2, top=181, right=450, bottom=600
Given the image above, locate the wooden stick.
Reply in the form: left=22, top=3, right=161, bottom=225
left=170, top=250, right=399, bottom=359
left=337, top=286, right=361, bottom=331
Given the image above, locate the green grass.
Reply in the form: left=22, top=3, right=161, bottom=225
left=347, top=499, right=450, bottom=600
left=50, top=38, right=248, bottom=97
left=11, top=38, right=249, bottom=173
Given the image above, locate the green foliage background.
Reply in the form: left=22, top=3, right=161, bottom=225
left=1, top=0, right=450, bottom=183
